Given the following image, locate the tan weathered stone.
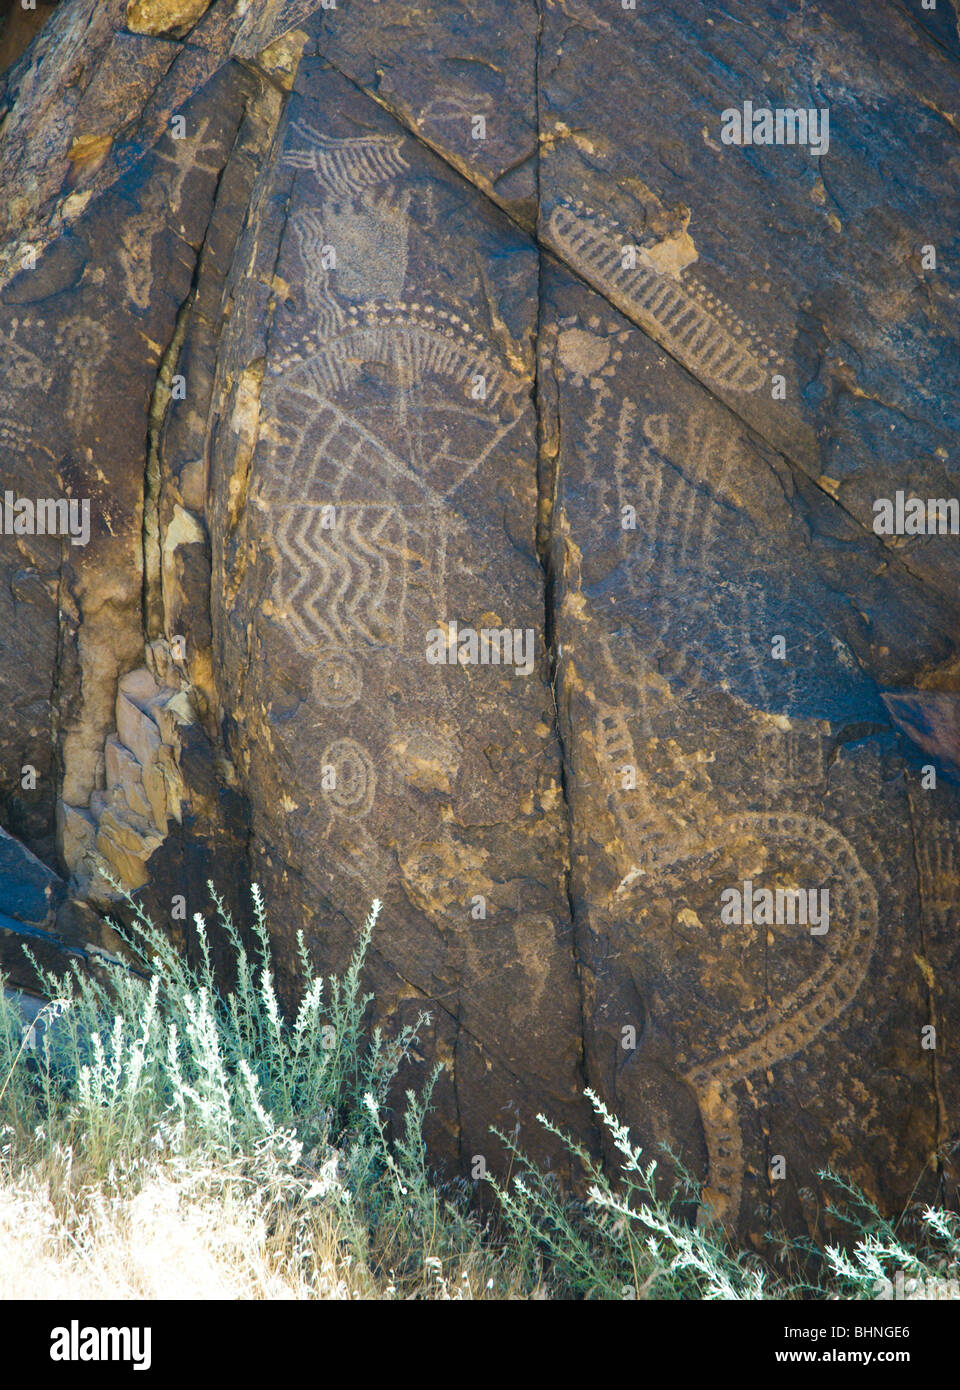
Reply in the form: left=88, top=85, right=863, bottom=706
left=94, top=810, right=164, bottom=891
left=58, top=804, right=97, bottom=875
left=125, top=0, right=211, bottom=38
left=105, top=739, right=154, bottom=822
left=116, top=692, right=162, bottom=772
left=118, top=668, right=162, bottom=713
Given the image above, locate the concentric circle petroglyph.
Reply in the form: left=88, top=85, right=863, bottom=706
left=321, top=737, right=376, bottom=817
left=312, top=647, right=363, bottom=707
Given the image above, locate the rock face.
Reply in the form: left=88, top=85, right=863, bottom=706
left=1, top=0, right=959, bottom=1238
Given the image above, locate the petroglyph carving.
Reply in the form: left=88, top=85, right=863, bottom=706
left=593, top=697, right=879, bottom=1225
left=262, top=386, right=444, bottom=650
left=290, top=209, right=347, bottom=337
left=274, top=301, right=523, bottom=421
left=0, top=319, right=52, bottom=391
left=283, top=123, right=411, bottom=199
left=686, top=814, right=878, bottom=1226
left=281, top=123, right=412, bottom=323
left=547, top=197, right=775, bottom=394
left=119, top=184, right=167, bottom=311
left=116, top=122, right=226, bottom=312
left=265, top=305, right=524, bottom=656
left=0, top=415, right=39, bottom=457
left=55, top=318, right=110, bottom=433
left=594, top=701, right=701, bottom=874
left=421, top=92, right=496, bottom=130
left=312, top=647, right=363, bottom=708
left=577, top=404, right=848, bottom=717
left=616, top=410, right=765, bottom=699
left=154, top=114, right=225, bottom=210
left=301, top=193, right=412, bottom=302
left=914, top=817, right=960, bottom=929
left=320, top=737, right=376, bottom=818
left=754, top=723, right=827, bottom=787
left=261, top=127, right=528, bottom=847
left=273, top=493, right=415, bottom=650
left=418, top=92, right=498, bottom=161
left=685, top=815, right=878, bottom=1082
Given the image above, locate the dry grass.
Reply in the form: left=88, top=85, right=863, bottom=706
left=0, top=1157, right=352, bottom=1300
left=0, top=1153, right=521, bottom=1300
left=0, top=1140, right=530, bottom=1301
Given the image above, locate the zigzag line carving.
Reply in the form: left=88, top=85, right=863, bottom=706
left=273, top=502, right=411, bottom=649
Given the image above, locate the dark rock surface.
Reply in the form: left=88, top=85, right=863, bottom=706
left=1, top=0, right=959, bottom=1239
left=204, top=60, right=587, bottom=1165
left=0, top=823, right=64, bottom=926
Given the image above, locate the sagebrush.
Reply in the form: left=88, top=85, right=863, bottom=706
left=1, top=886, right=956, bottom=1300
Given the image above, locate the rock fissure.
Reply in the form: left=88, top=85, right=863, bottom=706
left=1, top=0, right=959, bottom=1244
left=533, top=0, right=593, bottom=1141
left=142, top=280, right=196, bottom=643
left=295, top=51, right=951, bottom=591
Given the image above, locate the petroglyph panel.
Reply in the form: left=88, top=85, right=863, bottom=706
left=4, top=0, right=958, bottom=1250
left=262, top=298, right=527, bottom=659
left=539, top=0, right=960, bottom=561
left=588, top=666, right=881, bottom=1223
left=260, top=106, right=530, bottom=688
left=547, top=263, right=948, bottom=1233
left=208, top=66, right=587, bottom=1175
left=552, top=352, right=884, bottom=723
left=255, top=105, right=535, bottom=829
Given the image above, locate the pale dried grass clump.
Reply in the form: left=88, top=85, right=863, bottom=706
left=0, top=1155, right=360, bottom=1300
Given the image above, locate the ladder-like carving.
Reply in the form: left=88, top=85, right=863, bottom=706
left=547, top=197, right=774, bottom=395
